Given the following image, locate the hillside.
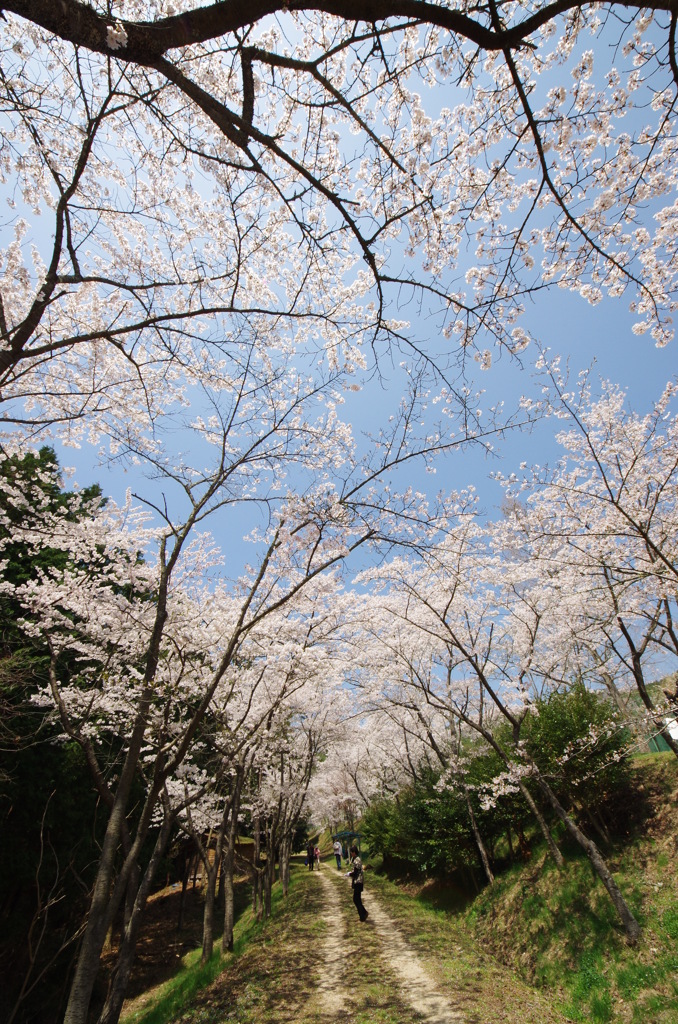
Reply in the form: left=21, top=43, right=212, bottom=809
left=372, top=752, right=678, bottom=1024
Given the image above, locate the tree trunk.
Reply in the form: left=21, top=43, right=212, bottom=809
left=582, top=804, right=611, bottom=846
left=284, top=844, right=291, bottom=894
left=464, top=792, right=494, bottom=885
left=199, top=820, right=228, bottom=965
left=517, top=779, right=564, bottom=868
left=221, top=773, right=244, bottom=954
left=599, top=668, right=628, bottom=720
left=222, top=846, right=235, bottom=954
left=535, top=776, right=640, bottom=943
left=265, top=846, right=277, bottom=918
left=122, top=862, right=140, bottom=933
left=64, top=562, right=175, bottom=1024
left=63, top=800, right=138, bottom=1024
left=201, top=863, right=218, bottom=965
left=279, top=839, right=291, bottom=896
left=97, top=812, right=174, bottom=1024
left=216, top=851, right=225, bottom=910
left=252, top=817, right=263, bottom=922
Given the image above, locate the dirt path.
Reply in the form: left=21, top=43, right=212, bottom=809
left=119, top=863, right=567, bottom=1024
left=312, top=867, right=351, bottom=1016
left=319, top=863, right=465, bottom=1024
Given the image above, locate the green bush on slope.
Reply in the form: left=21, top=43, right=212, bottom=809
left=459, top=754, right=678, bottom=1024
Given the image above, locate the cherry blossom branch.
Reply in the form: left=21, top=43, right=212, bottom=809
left=6, top=0, right=675, bottom=62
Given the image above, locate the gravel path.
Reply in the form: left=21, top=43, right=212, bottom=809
left=319, top=863, right=465, bottom=1024
left=314, top=867, right=351, bottom=1015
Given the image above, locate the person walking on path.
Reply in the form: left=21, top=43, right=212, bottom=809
left=314, top=845, right=321, bottom=868
left=333, top=838, right=342, bottom=870
left=307, top=841, right=316, bottom=870
left=345, top=845, right=368, bottom=922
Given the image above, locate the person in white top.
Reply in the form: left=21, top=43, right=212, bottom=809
left=332, top=839, right=342, bottom=869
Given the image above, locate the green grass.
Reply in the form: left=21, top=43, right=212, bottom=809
left=455, top=755, right=678, bottom=1024
left=121, top=946, right=229, bottom=1024
left=460, top=847, right=678, bottom=1023
left=362, top=867, right=567, bottom=1024
left=663, top=906, right=678, bottom=939
left=364, top=752, right=677, bottom=1024
left=121, top=881, right=290, bottom=1024
left=120, top=755, right=676, bottom=1024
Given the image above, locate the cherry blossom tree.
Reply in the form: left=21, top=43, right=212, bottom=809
left=350, top=690, right=500, bottom=882
left=3, top=344, right=476, bottom=1024
left=306, top=720, right=400, bottom=830
left=1, top=0, right=677, bottom=443
left=351, top=511, right=643, bottom=941
left=169, top=630, right=335, bottom=972
left=251, top=678, right=345, bottom=913
left=500, top=369, right=678, bottom=756
left=3, top=3, right=678, bottom=1012
left=5, top=492, right=345, bottom=1024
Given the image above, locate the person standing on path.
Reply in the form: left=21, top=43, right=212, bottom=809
left=333, top=838, right=342, bottom=869
left=314, top=845, right=321, bottom=868
left=307, top=841, right=315, bottom=870
left=345, top=845, right=368, bottom=922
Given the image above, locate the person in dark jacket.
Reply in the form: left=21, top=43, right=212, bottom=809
left=307, top=841, right=316, bottom=870
left=345, top=844, right=368, bottom=921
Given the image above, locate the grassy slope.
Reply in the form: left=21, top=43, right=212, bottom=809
left=377, top=752, right=678, bottom=1024
left=120, top=871, right=329, bottom=1024
left=363, top=869, right=568, bottom=1024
